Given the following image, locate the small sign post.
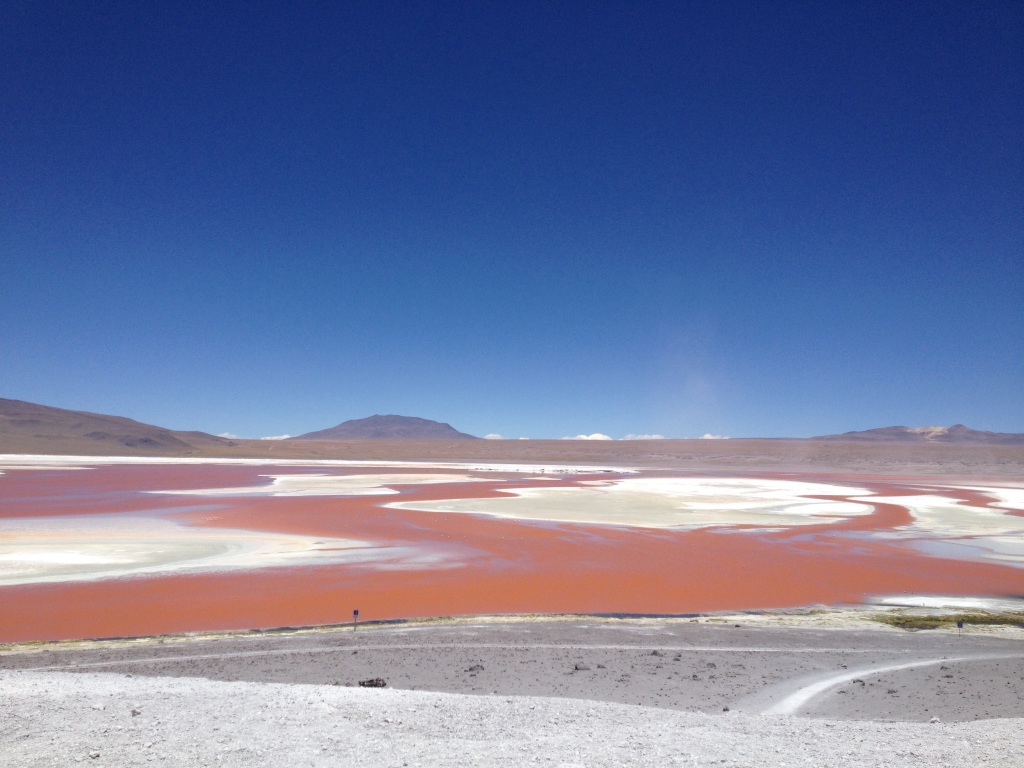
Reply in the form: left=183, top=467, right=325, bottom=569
left=957, top=619, right=963, bottom=637
left=353, top=609, right=359, bottom=631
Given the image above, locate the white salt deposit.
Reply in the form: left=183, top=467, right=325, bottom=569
left=390, top=477, right=875, bottom=529
left=870, top=594, right=1024, bottom=611
left=0, top=454, right=636, bottom=475
left=0, top=515, right=464, bottom=586
left=853, top=490, right=1024, bottom=567
left=152, top=472, right=488, bottom=497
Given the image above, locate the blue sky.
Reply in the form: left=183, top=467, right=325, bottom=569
left=2, top=2, right=1021, bottom=439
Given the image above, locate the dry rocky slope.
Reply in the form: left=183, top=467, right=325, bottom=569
left=0, top=397, right=231, bottom=455
left=3, top=670, right=1021, bottom=767
left=3, top=619, right=1023, bottom=766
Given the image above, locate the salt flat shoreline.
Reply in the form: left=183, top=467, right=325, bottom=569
left=3, top=604, right=1022, bottom=653
left=5, top=434, right=1024, bottom=476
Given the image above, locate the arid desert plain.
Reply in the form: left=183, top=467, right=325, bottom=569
left=2, top=440, right=1023, bottom=765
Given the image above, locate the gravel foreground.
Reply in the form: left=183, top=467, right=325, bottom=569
left=3, top=617, right=1023, bottom=766
left=3, top=669, right=1023, bottom=768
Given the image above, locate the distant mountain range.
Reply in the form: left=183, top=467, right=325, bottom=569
left=294, top=414, right=478, bottom=440
left=812, top=424, right=1024, bottom=445
left=0, top=399, right=478, bottom=455
left=0, top=398, right=232, bottom=455
left=3, top=398, right=1023, bottom=456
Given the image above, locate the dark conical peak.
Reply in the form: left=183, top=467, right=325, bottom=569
left=293, top=414, right=478, bottom=440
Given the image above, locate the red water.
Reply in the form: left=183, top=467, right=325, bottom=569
left=0, top=463, right=1021, bottom=642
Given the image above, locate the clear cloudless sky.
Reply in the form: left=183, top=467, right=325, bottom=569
left=2, top=1, right=1021, bottom=439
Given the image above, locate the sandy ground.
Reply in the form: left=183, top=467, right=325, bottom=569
left=2, top=616, right=1023, bottom=766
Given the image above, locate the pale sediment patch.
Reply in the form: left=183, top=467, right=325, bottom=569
left=955, top=485, right=1024, bottom=512
left=151, top=472, right=490, bottom=497
left=869, top=594, right=1024, bottom=612
left=0, top=454, right=636, bottom=475
left=910, top=536, right=1024, bottom=568
left=0, top=464, right=91, bottom=473
left=388, top=477, right=874, bottom=529
left=855, top=490, right=1024, bottom=567
left=0, top=515, right=464, bottom=586
left=859, top=493, right=1024, bottom=534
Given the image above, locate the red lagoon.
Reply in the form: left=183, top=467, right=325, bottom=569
left=0, top=462, right=1020, bottom=642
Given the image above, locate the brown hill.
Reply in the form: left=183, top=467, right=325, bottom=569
left=812, top=424, right=1024, bottom=445
left=294, top=414, right=478, bottom=440
left=0, top=398, right=232, bottom=455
